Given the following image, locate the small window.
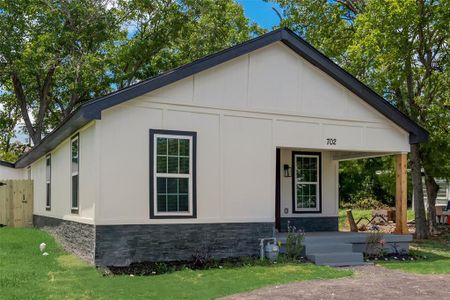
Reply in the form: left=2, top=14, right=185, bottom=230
left=292, top=152, right=321, bottom=213
left=150, top=129, right=196, bottom=218
left=71, top=135, right=79, bottom=213
left=45, top=155, right=51, bottom=210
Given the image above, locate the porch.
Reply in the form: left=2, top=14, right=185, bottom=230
left=276, top=231, right=413, bottom=266
left=275, top=148, right=409, bottom=235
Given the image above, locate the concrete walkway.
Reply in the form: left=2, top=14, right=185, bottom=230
left=223, top=265, right=450, bottom=300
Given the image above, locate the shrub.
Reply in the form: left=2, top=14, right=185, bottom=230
left=285, top=225, right=304, bottom=260
left=364, top=230, right=386, bottom=258
left=340, top=197, right=389, bottom=210
left=191, top=245, right=213, bottom=268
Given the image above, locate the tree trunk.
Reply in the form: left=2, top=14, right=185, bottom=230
left=425, top=175, right=439, bottom=235
left=410, top=144, right=428, bottom=239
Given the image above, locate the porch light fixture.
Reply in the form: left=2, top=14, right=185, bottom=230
left=283, top=164, right=291, bottom=177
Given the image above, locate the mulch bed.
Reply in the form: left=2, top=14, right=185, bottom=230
left=105, top=256, right=265, bottom=276
left=365, top=252, right=427, bottom=263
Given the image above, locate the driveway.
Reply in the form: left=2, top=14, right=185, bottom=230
left=222, top=265, right=450, bottom=300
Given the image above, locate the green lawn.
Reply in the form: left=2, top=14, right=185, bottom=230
left=379, top=233, right=450, bottom=274
left=0, top=228, right=351, bottom=300
left=338, top=209, right=415, bottom=231
left=338, top=209, right=450, bottom=274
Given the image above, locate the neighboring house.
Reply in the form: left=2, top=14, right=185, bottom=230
left=0, top=28, right=427, bottom=266
left=0, top=160, right=26, bottom=180
left=424, top=178, right=450, bottom=207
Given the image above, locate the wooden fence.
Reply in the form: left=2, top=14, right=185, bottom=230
left=0, top=180, right=33, bottom=227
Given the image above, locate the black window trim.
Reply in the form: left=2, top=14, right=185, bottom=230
left=291, top=151, right=322, bottom=214
left=45, top=154, right=51, bottom=211
left=70, top=133, right=79, bottom=214
left=149, top=129, right=197, bottom=219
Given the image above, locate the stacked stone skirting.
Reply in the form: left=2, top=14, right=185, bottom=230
left=33, top=215, right=95, bottom=264
left=279, top=217, right=339, bottom=232
left=95, top=222, right=274, bottom=266
left=33, top=215, right=274, bottom=267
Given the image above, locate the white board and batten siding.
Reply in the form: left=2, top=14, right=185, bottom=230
left=30, top=122, right=98, bottom=224
left=96, top=42, right=410, bottom=225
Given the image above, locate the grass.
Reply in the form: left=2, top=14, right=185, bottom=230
left=338, top=209, right=450, bottom=274
left=0, top=228, right=351, bottom=300
left=338, top=209, right=415, bottom=231
left=379, top=233, right=450, bottom=274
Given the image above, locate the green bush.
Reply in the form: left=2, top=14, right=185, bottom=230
left=340, top=197, right=389, bottom=210
left=285, top=225, right=304, bottom=260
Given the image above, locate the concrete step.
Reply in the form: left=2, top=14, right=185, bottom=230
left=307, top=252, right=364, bottom=265
left=304, top=243, right=353, bottom=255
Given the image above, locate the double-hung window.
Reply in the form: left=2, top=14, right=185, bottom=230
left=150, top=129, right=196, bottom=218
left=71, top=135, right=79, bottom=213
left=292, top=152, right=321, bottom=213
left=45, top=154, right=51, bottom=210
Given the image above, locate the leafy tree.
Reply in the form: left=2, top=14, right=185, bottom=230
left=0, top=0, right=259, bottom=149
left=339, top=156, right=413, bottom=207
left=0, top=0, right=120, bottom=144
left=272, top=0, right=449, bottom=238
left=0, top=94, right=28, bottom=161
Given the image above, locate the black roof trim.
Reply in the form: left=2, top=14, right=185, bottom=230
left=0, top=160, right=15, bottom=168
left=14, top=28, right=427, bottom=168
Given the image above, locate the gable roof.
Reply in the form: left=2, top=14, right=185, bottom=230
left=14, top=28, right=428, bottom=168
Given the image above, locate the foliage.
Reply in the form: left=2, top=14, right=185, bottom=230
left=272, top=0, right=450, bottom=237
left=0, top=94, right=28, bottom=161
left=339, top=156, right=414, bottom=207
left=285, top=225, right=304, bottom=260
left=340, top=198, right=388, bottom=210
left=191, top=244, right=213, bottom=269
left=0, top=228, right=351, bottom=299
left=0, top=0, right=260, bottom=152
left=364, top=230, right=386, bottom=258
left=380, top=233, right=450, bottom=274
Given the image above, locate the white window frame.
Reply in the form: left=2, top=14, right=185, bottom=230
left=153, top=133, right=193, bottom=217
left=70, top=135, right=79, bottom=211
left=45, top=154, right=51, bottom=210
left=293, top=153, right=321, bottom=213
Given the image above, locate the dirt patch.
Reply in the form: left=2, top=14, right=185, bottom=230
left=222, top=265, right=450, bottom=300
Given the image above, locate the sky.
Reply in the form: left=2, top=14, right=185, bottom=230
left=237, top=0, right=282, bottom=30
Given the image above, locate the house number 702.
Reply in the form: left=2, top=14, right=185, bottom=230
left=326, top=138, right=337, bottom=145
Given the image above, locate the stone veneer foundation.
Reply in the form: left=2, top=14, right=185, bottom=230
left=34, top=215, right=274, bottom=267
left=95, top=222, right=274, bottom=266
left=33, top=215, right=95, bottom=263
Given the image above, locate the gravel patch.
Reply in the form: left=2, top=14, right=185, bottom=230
left=222, top=265, right=450, bottom=300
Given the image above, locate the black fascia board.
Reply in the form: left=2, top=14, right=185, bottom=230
left=13, top=28, right=428, bottom=168
left=15, top=108, right=91, bottom=168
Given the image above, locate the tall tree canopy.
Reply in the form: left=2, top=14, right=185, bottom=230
left=272, top=0, right=450, bottom=238
left=0, top=0, right=260, bottom=152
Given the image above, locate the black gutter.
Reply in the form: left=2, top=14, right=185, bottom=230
left=15, top=108, right=92, bottom=168
left=13, top=28, right=428, bottom=168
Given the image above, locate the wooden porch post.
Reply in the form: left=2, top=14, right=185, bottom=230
left=395, top=153, right=408, bottom=234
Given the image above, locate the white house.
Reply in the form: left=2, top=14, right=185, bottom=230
left=0, top=29, right=428, bottom=266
